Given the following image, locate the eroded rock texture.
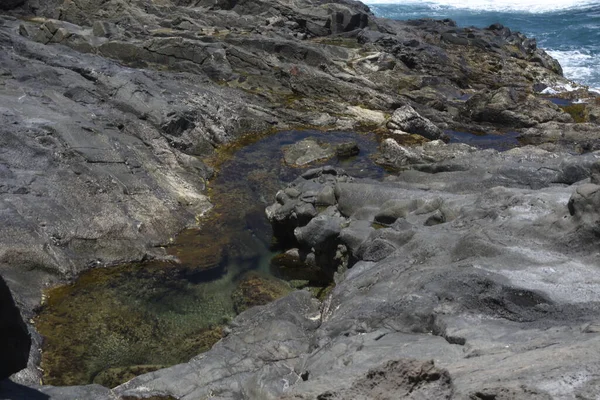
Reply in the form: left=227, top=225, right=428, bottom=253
left=0, top=0, right=599, bottom=397
left=83, top=143, right=600, bottom=400
left=0, top=0, right=577, bottom=313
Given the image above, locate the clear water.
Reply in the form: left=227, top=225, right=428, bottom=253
left=445, top=130, right=521, bottom=150
left=366, top=0, right=600, bottom=90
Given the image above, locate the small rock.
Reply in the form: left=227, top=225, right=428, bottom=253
left=387, top=105, right=442, bottom=140
left=335, top=141, right=359, bottom=158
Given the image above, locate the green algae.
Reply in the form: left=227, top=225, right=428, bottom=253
left=93, top=365, right=166, bottom=388
left=35, top=130, right=385, bottom=387
left=231, top=272, right=293, bottom=314
left=561, top=103, right=587, bottom=123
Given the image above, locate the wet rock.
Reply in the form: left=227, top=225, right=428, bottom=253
left=520, top=122, right=600, bottom=152
left=335, top=141, right=360, bottom=158
left=270, top=250, right=331, bottom=283
left=462, top=87, right=571, bottom=128
left=387, top=105, right=443, bottom=140
left=231, top=272, right=293, bottom=314
left=92, top=365, right=165, bottom=389
left=568, top=183, right=600, bottom=223
left=0, top=276, right=30, bottom=379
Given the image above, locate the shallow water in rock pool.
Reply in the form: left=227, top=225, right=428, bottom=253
left=34, top=127, right=527, bottom=387
left=34, top=130, right=386, bottom=388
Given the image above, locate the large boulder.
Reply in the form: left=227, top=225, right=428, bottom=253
left=462, top=87, right=572, bottom=128
left=520, top=122, right=600, bottom=152
left=328, top=9, right=369, bottom=34
left=375, top=138, right=477, bottom=169
left=0, top=276, right=30, bottom=380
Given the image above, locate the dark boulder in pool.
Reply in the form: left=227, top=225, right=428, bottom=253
left=0, top=275, right=30, bottom=379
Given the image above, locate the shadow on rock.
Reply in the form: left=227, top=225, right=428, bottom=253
left=0, top=380, right=49, bottom=400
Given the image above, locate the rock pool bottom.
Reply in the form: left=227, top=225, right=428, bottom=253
left=33, top=130, right=387, bottom=387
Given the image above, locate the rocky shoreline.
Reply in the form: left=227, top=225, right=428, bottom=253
left=1, top=0, right=600, bottom=398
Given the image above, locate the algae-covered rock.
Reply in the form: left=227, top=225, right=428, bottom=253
left=271, top=250, right=332, bottom=283
left=335, top=141, right=360, bottom=158
left=231, top=272, right=293, bottom=314
left=93, top=365, right=165, bottom=389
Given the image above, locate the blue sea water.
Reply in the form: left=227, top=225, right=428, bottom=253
left=365, top=0, right=600, bottom=90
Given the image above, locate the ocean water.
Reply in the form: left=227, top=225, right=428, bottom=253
left=366, top=0, right=600, bottom=90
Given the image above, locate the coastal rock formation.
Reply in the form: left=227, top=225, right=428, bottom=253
left=0, top=0, right=599, bottom=397
left=461, top=87, right=572, bottom=128
left=69, top=145, right=599, bottom=399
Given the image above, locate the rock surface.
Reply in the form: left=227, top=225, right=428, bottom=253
left=387, top=104, right=444, bottom=140
left=60, top=144, right=599, bottom=400
left=0, top=0, right=600, bottom=397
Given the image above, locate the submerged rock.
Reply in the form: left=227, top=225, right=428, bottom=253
left=283, top=138, right=337, bottom=166
left=231, top=272, right=293, bottom=314
left=283, top=138, right=361, bottom=166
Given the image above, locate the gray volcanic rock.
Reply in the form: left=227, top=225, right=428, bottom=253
left=0, top=0, right=599, bottom=396
left=461, top=87, right=572, bottom=128
left=568, top=183, right=600, bottom=234
left=70, top=145, right=600, bottom=399
left=375, top=138, right=477, bottom=169
left=377, top=138, right=599, bottom=189
left=520, top=121, right=600, bottom=152
left=282, top=359, right=454, bottom=400
left=387, top=104, right=443, bottom=140
left=0, top=275, right=30, bottom=380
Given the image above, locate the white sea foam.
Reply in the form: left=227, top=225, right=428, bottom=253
left=364, top=0, right=599, bottom=13
left=546, top=49, right=598, bottom=88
